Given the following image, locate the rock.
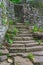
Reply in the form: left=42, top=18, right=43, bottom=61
left=0, top=56, right=7, bottom=62
left=0, top=61, right=11, bottom=65
left=7, top=58, right=13, bottom=63
left=15, top=56, right=33, bottom=65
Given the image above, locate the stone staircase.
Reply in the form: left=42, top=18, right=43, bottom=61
left=7, top=23, right=43, bottom=65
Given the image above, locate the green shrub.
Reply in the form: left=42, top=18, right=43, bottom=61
left=0, top=52, right=3, bottom=56
left=6, top=53, right=11, bottom=58
left=33, top=25, right=38, bottom=33
left=38, top=40, right=41, bottom=45
left=10, top=0, right=21, bottom=4
left=27, top=53, right=34, bottom=60
left=14, top=27, right=18, bottom=34
left=5, top=27, right=18, bottom=45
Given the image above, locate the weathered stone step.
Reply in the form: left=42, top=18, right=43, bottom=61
left=11, top=44, right=25, bottom=47
left=13, top=40, right=35, bottom=43
left=0, top=49, right=9, bottom=55
left=18, top=30, right=30, bottom=34
left=0, top=61, right=11, bottom=65
left=14, top=25, right=29, bottom=28
left=26, top=46, right=43, bottom=52
left=9, top=51, right=43, bottom=56
left=9, top=47, right=25, bottom=53
left=17, top=34, right=33, bottom=37
left=18, top=29, right=29, bottom=31
left=18, top=31, right=30, bottom=34
left=9, top=46, right=43, bottom=53
left=12, top=42, right=38, bottom=47
left=33, top=56, right=43, bottom=65
left=33, top=51, right=43, bottom=56
left=16, top=23, right=24, bottom=25
left=13, top=37, right=33, bottom=41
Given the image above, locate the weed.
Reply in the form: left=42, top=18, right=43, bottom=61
left=27, top=53, right=34, bottom=60
left=0, top=52, right=3, bottom=56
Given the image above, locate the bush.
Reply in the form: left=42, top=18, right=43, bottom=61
left=27, top=53, right=34, bottom=60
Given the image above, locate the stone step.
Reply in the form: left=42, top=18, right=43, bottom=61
left=14, top=25, right=29, bottom=28
left=9, top=51, right=43, bottom=56
left=33, top=56, right=43, bottom=65
left=13, top=40, right=35, bottom=43
left=0, top=49, right=9, bottom=55
left=18, top=30, right=30, bottom=34
left=11, top=44, right=25, bottom=47
left=9, top=46, right=43, bottom=53
left=17, top=34, right=33, bottom=37
left=9, top=47, right=25, bottom=53
left=18, top=31, right=30, bottom=34
left=13, top=37, right=33, bottom=41
left=16, top=23, right=24, bottom=25
left=26, top=46, right=43, bottom=52
left=0, top=61, right=11, bottom=65
left=12, top=42, right=38, bottom=47
left=18, top=29, right=29, bottom=31
left=33, top=51, right=43, bottom=56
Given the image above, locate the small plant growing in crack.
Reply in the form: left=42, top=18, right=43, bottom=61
left=38, top=40, right=41, bottom=45
left=27, top=53, right=34, bottom=60
left=0, top=52, right=3, bottom=56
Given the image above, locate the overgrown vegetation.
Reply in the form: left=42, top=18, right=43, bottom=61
left=10, top=0, right=21, bottom=4
left=32, top=25, right=43, bottom=33
left=5, top=27, right=18, bottom=45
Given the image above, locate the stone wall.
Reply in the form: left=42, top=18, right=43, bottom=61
left=5, top=0, right=43, bottom=27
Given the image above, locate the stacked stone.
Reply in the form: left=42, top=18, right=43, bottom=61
left=9, top=1, right=15, bottom=20
left=0, top=0, right=3, bottom=25
left=0, top=0, right=8, bottom=43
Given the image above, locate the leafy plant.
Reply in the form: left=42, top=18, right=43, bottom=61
left=14, top=27, right=18, bottom=34
left=38, top=40, right=41, bottom=45
left=8, top=39, right=14, bottom=45
left=24, top=21, right=30, bottom=26
left=33, top=25, right=38, bottom=33
left=6, top=53, right=11, bottom=58
left=10, top=0, right=21, bottom=4
left=5, top=27, right=18, bottom=46
left=27, top=53, right=34, bottom=60
left=9, top=19, right=16, bottom=25
left=0, top=52, right=3, bottom=56
left=0, top=2, right=4, bottom=8
left=0, top=44, right=2, bottom=48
